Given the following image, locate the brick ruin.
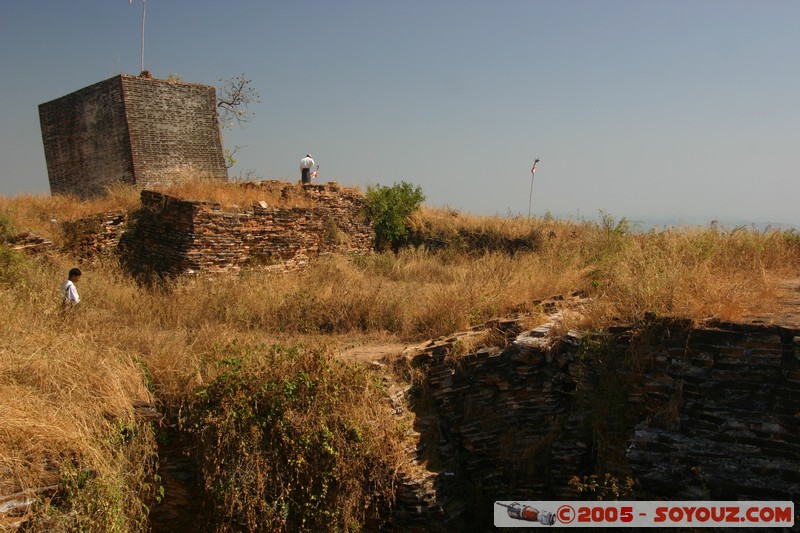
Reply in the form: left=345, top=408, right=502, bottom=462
left=39, top=74, right=227, bottom=198
left=18, top=181, right=373, bottom=276
left=118, top=182, right=374, bottom=278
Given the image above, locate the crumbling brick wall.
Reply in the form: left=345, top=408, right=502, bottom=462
left=60, top=212, right=128, bottom=260
left=119, top=183, right=374, bottom=277
left=39, top=75, right=227, bottom=199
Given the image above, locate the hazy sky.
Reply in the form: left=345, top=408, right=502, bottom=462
left=1, top=1, right=798, bottom=226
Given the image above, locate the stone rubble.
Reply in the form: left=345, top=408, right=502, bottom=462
left=60, top=212, right=127, bottom=260
left=8, top=232, right=55, bottom=255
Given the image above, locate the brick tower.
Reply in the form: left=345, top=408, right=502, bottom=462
left=39, top=74, right=228, bottom=198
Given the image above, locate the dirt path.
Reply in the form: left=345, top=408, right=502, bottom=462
left=740, top=278, right=800, bottom=327
left=336, top=343, right=412, bottom=364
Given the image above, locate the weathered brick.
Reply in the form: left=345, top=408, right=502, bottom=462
left=118, top=184, right=374, bottom=277
left=39, top=75, right=227, bottom=198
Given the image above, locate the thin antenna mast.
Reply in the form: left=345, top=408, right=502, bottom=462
left=140, top=0, right=146, bottom=72
left=129, top=0, right=147, bottom=72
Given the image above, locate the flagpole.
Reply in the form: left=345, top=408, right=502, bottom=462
left=528, top=159, right=539, bottom=219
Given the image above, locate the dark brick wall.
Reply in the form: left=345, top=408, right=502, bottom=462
left=39, top=75, right=227, bottom=198
left=122, top=76, right=227, bottom=188
left=39, top=76, right=134, bottom=198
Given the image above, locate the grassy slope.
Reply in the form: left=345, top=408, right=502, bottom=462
left=1, top=183, right=799, bottom=529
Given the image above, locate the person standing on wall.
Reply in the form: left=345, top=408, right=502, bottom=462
left=61, top=267, right=81, bottom=306
left=300, top=154, right=315, bottom=184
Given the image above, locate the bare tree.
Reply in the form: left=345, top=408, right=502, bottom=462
left=217, top=75, right=260, bottom=171
left=217, top=74, right=260, bottom=129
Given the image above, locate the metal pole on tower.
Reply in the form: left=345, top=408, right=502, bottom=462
left=129, top=0, right=147, bottom=73
left=140, top=0, right=146, bottom=72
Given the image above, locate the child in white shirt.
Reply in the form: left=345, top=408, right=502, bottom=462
left=61, top=267, right=81, bottom=305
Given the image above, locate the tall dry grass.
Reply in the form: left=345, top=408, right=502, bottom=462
left=3, top=209, right=798, bottom=403
left=0, top=183, right=141, bottom=242
left=580, top=223, right=800, bottom=325
left=148, top=177, right=323, bottom=209
left=26, top=221, right=797, bottom=402
left=0, top=253, right=156, bottom=531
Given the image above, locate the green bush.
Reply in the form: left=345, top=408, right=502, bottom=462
left=189, top=344, right=402, bottom=531
left=364, top=181, right=425, bottom=250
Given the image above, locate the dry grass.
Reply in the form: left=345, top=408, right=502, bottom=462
left=151, top=177, right=362, bottom=210
left=578, top=224, right=800, bottom=326
left=410, top=207, right=535, bottom=238
left=411, top=206, right=587, bottom=242
left=0, top=183, right=141, bottom=241
left=150, top=178, right=310, bottom=209
left=1, top=187, right=799, bottom=529
left=2, top=206, right=798, bottom=402
left=0, top=255, right=156, bottom=530
left=0, top=178, right=359, bottom=244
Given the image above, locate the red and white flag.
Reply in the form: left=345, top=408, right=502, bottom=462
left=531, top=159, right=540, bottom=176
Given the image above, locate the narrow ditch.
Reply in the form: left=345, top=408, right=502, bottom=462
left=148, top=414, right=202, bottom=533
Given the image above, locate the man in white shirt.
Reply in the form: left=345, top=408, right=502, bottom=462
left=61, top=267, right=81, bottom=305
left=300, top=154, right=315, bottom=184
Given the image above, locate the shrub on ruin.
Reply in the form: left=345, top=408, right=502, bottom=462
left=364, top=181, right=425, bottom=250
